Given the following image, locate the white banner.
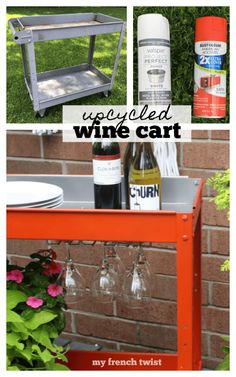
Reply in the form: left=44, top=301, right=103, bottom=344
left=62, top=105, right=192, bottom=142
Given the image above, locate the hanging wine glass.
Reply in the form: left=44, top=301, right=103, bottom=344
left=122, top=261, right=151, bottom=309
left=104, top=243, right=125, bottom=290
left=134, top=243, right=151, bottom=280
left=59, top=242, right=86, bottom=305
left=91, top=257, right=119, bottom=303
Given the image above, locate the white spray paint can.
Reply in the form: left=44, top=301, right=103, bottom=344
left=138, top=13, right=171, bottom=105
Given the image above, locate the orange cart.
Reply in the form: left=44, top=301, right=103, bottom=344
left=7, top=175, right=203, bottom=370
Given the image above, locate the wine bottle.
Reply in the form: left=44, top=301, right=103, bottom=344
left=129, top=142, right=162, bottom=210
left=92, top=141, right=122, bottom=209
left=123, top=142, right=137, bottom=209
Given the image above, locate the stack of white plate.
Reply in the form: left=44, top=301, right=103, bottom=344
left=7, top=181, right=64, bottom=208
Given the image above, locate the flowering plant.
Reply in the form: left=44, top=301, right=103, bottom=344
left=7, top=249, right=69, bottom=370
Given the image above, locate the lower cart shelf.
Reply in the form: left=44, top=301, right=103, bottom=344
left=32, top=64, right=111, bottom=110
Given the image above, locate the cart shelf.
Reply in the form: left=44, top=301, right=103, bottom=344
left=7, top=174, right=203, bottom=370
left=8, top=13, right=126, bottom=116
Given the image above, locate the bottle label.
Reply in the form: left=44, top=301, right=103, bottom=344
left=138, top=38, right=171, bottom=105
left=129, top=184, right=160, bottom=210
left=194, top=41, right=226, bottom=118
left=93, top=154, right=121, bottom=185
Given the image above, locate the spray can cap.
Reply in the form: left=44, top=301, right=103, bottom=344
left=195, top=16, right=227, bottom=43
left=138, top=13, right=170, bottom=41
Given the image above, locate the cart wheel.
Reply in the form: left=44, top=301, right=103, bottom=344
left=35, top=109, right=46, bottom=118
left=103, top=91, right=111, bottom=98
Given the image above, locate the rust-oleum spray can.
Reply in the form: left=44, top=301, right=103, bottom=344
left=193, top=16, right=227, bottom=118
left=138, top=14, right=171, bottom=106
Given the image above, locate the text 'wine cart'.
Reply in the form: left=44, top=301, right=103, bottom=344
left=7, top=175, right=203, bottom=370
left=8, top=13, right=126, bottom=117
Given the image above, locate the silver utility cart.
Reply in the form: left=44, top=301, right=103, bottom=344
left=9, top=13, right=126, bottom=117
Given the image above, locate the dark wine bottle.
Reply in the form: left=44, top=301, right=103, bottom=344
left=123, top=143, right=137, bottom=209
left=92, top=141, right=122, bottom=209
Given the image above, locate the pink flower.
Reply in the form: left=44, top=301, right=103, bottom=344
left=7, top=269, right=24, bottom=284
left=26, top=296, right=44, bottom=308
left=47, top=284, right=63, bottom=297
left=43, top=262, right=62, bottom=276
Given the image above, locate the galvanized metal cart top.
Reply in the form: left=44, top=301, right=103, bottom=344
left=9, top=13, right=125, bottom=44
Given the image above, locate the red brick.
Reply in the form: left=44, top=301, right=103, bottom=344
left=202, top=199, right=229, bottom=227
left=7, top=239, right=47, bottom=256
left=75, top=313, right=137, bottom=343
left=202, top=228, right=209, bottom=254
left=145, top=250, right=176, bottom=276
left=192, top=130, right=209, bottom=139
left=139, top=323, right=177, bottom=350
left=179, top=168, right=213, bottom=196
left=211, top=282, right=229, bottom=308
left=150, top=243, right=176, bottom=250
left=64, top=311, right=73, bottom=333
left=117, top=299, right=176, bottom=325
left=202, top=255, right=229, bottom=282
left=43, top=135, right=92, bottom=161
left=7, top=159, right=63, bottom=174
left=211, top=130, right=230, bottom=140
left=202, top=307, right=229, bottom=333
left=183, top=142, right=229, bottom=169
left=65, top=293, right=114, bottom=316
left=201, top=332, right=209, bottom=356
left=8, top=255, right=30, bottom=267
left=202, top=357, right=221, bottom=370
left=54, top=242, right=104, bottom=266
left=66, top=162, right=93, bottom=175
left=211, top=229, right=229, bottom=255
left=210, top=334, right=229, bottom=359
left=202, top=280, right=209, bottom=305
left=151, top=275, right=176, bottom=301
left=7, top=133, right=41, bottom=157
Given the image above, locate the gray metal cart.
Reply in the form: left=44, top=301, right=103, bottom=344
left=8, top=13, right=126, bottom=117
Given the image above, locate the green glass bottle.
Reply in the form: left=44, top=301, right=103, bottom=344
left=129, top=142, right=162, bottom=210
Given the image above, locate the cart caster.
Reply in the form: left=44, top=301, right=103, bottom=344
left=35, top=109, right=46, bottom=118
left=103, top=91, right=111, bottom=98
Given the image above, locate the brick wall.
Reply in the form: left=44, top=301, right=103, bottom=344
left=7, top=130, right=229, bottom=369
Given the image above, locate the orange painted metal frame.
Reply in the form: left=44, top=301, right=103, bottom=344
left=7, top=179, right=203, bottom=371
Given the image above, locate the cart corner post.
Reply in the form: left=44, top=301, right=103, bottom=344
left=176, top=210, right=202, bottom=370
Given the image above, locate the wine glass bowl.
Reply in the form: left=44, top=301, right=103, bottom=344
left=91, top=258, right=119, bottom=303
left=61, top=258, right=86, bottom=305
left=122, top=262, right=151, bottom=309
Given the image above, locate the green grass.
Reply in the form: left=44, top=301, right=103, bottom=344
left=133, top=6, right=230, bottom=123
left=7, top=7, right=127, bottom=123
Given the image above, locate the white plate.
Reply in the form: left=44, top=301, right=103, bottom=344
left=7, top=198, right=64, bottom=209
left=7, top=194, right=63, bottom=208
left=7, top=181, right=63, bottom=206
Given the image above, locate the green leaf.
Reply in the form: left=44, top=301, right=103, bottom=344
left=221, top=335, right=230, bottom=342
left=11, top=322, right=28, bottom=334
left=31, top=327, right=54, bottom=351
left=7, top=309, right=24, bottom=323
left=7, top=333, right=24, bottom=351
left=32, top=345, right=54, bottom=363
left=25, top=310, right=57, bottom=330
left=7, top=290, right=27, bottom=309
left=7, top=365, right=20, bottom=371
left=16, top=348, right=33, bottom=363
left=216, top=353, right=230, bottom=370
left=21, top=307, right=36, bottom=321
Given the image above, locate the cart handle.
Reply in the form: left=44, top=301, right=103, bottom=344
left=8, top=18, right=24, bottom=40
